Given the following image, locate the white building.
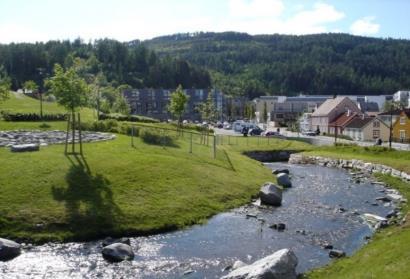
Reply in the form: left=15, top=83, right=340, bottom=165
left=393, top=91, right=410, bottom=108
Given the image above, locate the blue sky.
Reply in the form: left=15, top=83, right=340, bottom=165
left=0, top=0, right=409, bottom=43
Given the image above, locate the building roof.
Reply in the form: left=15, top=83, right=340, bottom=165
left=329, top=112, right=358, bottom=127
left=358, top=101, right=379, bottom=112
left=345, top=117, right=374, bottom=129
left=311, top=97, right=349, bottom=116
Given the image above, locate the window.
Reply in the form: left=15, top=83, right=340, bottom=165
left=400, top=117, right=406, bottom=125
left=373, top=121, right=380, bottom=128
left=373, top=130, right=380, bottom=139
left=400, top=130, right=406, bottom=139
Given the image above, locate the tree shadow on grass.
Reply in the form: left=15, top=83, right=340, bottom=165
left=51, top=155, right=123, bottom=238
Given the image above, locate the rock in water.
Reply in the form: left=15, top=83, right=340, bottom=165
left=272, top=169, right=290, bottom=175
left=329, top=250, right=346, bottom=258
left=102, top=243, right=134, bottom=262
left=222, top=249, right=298, bottom=279
left=259, top=183, right=282, bottom=206
left=0, top=238, right=21, bottom=261
left=102, top=237, right=131, bottom=247
left=10, top=144, right=39, bottom=152
left=276, top=173, right=292, bottom=188
left=232, top=260, right=247, bottom=270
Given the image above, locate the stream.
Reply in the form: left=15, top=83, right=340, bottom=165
left=1, top=163, right=394, bottom=278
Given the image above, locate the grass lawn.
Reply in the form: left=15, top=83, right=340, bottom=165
left=0, top=128, right=276, bottom=243
left=0, top=92, right=96, bottom=122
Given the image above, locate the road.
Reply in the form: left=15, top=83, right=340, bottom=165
left=214, top=127, right=410, bottom=151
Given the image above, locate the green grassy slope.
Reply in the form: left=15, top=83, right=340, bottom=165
left=0, top=92, right=96, bottom=121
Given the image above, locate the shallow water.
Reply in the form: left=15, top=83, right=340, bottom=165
left=1, top=163, right=393, bottom=279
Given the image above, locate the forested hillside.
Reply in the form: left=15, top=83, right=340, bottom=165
left=144, top=32, right=410, bottom=98
left=0, top=39, right=211, bottom=90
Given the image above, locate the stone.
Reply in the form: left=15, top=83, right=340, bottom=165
left=272, top=169, right=290, bottom=175
left=376, top=197, right=391, bottom=202
left=102, top=237, right=131, bottom=247
left=270, top=223, right=286, bottom=231
left=259, top=183, right=282, bottom=206
left=323, top=243, right=333, bottom=250
left=232, top=260, right=247, bottom=270
left=221, top=249, right=298, bottom=279
left=329, top=250, right=346, bottom=258
left=276, top=173, right=292, bottom=188
left=0, top=238, right=21, bottom=261
left=102, top=243, right=134, bottom=262
left=386, top=210, right=397, bottom=219
left=10, top=143, right=39, bottom=152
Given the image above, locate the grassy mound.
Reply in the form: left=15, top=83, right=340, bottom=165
left=0, top=131, right=279, bottom=243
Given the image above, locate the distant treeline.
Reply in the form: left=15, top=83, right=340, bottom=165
left=144, top=32, right=410, bottom=98
left=0, top=38, right=211, bottom=90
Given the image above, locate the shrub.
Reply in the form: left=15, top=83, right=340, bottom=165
left=1, top=111, right=67, bottom=121
left=140, top=129, right=176, bottom=147
left=99, top=113, right=159, bottom=123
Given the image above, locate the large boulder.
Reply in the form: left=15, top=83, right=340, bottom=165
left=102, top=237, right=131, bottom=247
left=102, top=243, right=134, bottom=262
left=10, top=144, right=39, bottom=152
left=0, top=238, right=21, bottom=261
left=276, top=173, right=292, bottom=188
left=272, top=169, right=289, bottom=175
left=259, top=183, right=282, bottom=206
left=222, top=249, right=298, bottom=279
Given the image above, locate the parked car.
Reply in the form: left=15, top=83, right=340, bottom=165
left=248, top=127, right=263, bottom=136
left=216, top=121, right=223, bottom=128
left=223, top=121, right=231, bottom=129
left=302, top=131, right=317, bottom=136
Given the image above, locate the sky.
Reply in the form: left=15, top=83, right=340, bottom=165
left=0, top=0, right=409, bottom=43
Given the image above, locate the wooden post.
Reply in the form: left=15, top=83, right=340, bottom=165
left=131, top=125, right=135, bottom=147
left=78, top=113, right=83, bottom=156
left=189, top=132, right=193, bottom=153
left=71, top=112, right=76, bottom=154
left=65, top=114, right=70, bottom=154
left=213, top=134, right=216, bottom=159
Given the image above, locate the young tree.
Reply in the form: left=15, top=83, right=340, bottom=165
left=46, top=64, right=89, bottom=115
left=46, top=64, right=89, bottom=153
left=169, top=85, right=189, bottom=127
left=0, top=66, right=11, bottom=103
left=198, top=92, right=217, bottom=123
left=23, top=80, right=42, bottom=118
left=263, top=101, right=268, bottom=123
left=113, top=95, right=131, bottom=115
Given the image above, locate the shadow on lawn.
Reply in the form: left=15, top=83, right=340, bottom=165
left=52, top=154, right=123, bottom=236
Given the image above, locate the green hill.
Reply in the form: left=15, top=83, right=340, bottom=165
left=0, top=92, right=96, bottom=122
left=144, top=32, right=410, bottom=97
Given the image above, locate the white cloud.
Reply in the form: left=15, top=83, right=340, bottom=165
left=220, top=1, right=345, bottom=35
left=229, top=0, right=285, bottom=18
left=350, top=16, right=380, bottom=36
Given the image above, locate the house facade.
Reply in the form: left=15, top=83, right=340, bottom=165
left=344, top=117, right=390, bottom=142
left=310, top=97, right=362, bottom=134
left=392, top=109, right=410, bottom=143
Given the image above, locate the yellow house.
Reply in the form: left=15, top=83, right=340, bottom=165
left=392, top=109, right=410, bottom=143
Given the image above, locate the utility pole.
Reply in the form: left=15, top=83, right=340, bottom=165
left=389, top=106, right=393, bottom=149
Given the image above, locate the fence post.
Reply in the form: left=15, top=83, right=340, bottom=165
left=78, top=113, right=83, bottom=156
left=213, top=134, right=216, bottom=159
left=131, top=125, right=135, bottom=147
left=228, top=136, right=231, bottom=145
left=268, top=136, right=270, bottom=145
left=190, top=132, right=193, bottom=153
left=258, top=136, right=260, bottom=146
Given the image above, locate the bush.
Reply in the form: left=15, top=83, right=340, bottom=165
left=1, top=111, right=67, bottom=121
left=78, top=120, right=140, bottom=136
left=99, top=113, right=159, bottom=123
left=334, top=142, right=358, bottom=147
left=140, top=129, right=176, bottom=147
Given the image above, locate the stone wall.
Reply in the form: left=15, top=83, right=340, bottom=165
left=289, top=154, right=410, bottom=183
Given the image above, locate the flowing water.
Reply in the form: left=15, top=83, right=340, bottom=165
left=1, top=163, right=394, bottom=278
